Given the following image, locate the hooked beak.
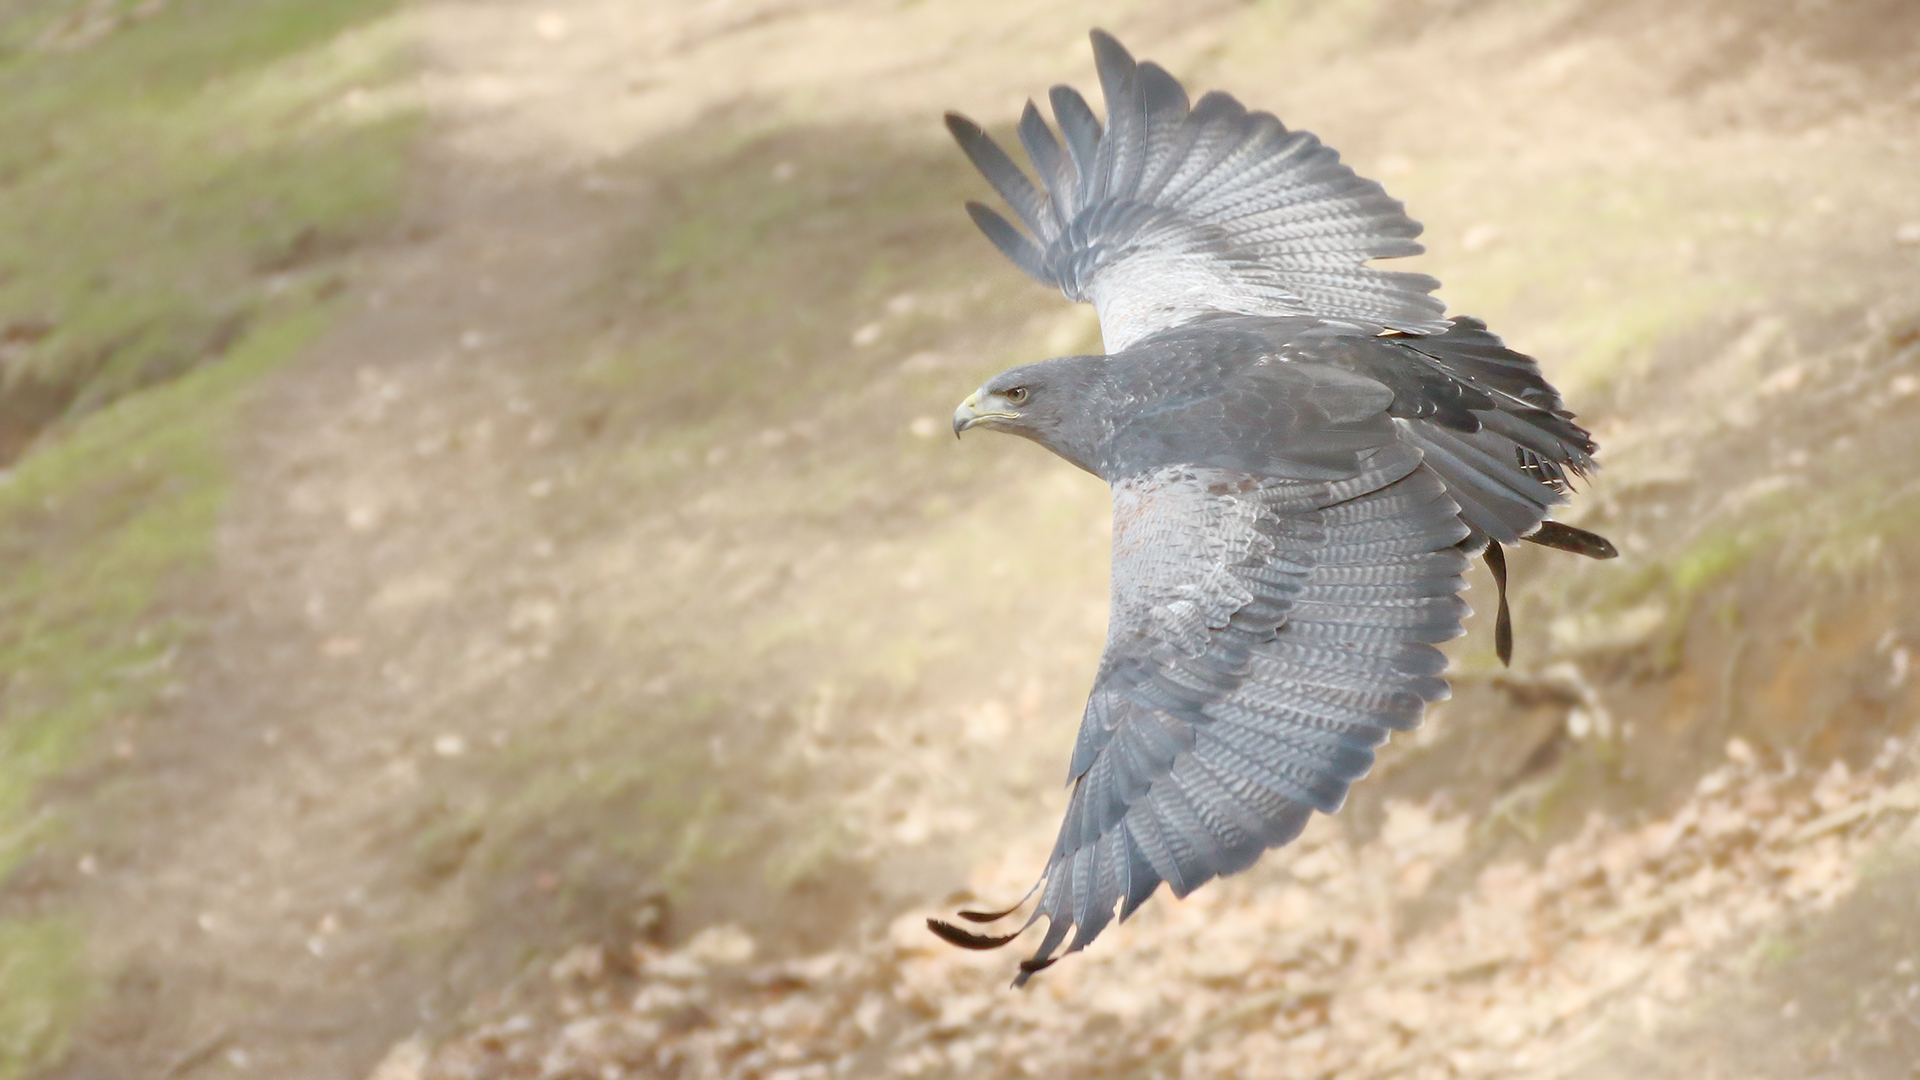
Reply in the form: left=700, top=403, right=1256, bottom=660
left=952, top=390, right=1019, bottom=438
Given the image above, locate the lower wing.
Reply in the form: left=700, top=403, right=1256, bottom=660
left=933, top=443, right=1470, bottom=982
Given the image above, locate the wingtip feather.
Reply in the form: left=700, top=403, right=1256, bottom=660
left=943, top=110, right=980, bottom=141
left=927, top=918, right=1021, bottom=950
left=1088, top=28, right=1135, bottom=74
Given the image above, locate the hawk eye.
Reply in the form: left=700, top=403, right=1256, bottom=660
left=1004, top=386, right=1030, bottom=405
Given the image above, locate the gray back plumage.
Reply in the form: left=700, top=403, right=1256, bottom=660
left=946, top=30, right=1447, bottom=350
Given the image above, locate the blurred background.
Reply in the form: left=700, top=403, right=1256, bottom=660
left=1, top=0, right=1919, bottom=1077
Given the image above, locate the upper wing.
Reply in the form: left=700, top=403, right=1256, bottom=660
left=999, top=442, right=1470, bottom=982
left=945, top=29, right=1447, bottom=351
left=1297, top=315, right=1601, bottom=545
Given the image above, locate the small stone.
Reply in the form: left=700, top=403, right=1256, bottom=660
left=366, top=1037, right=428, bottom=1080
left=321, top=637, right=363, bottom=658
left=1462, top=223, right=1503, bottom=252
left=682, top=924, right=756, bottom=966
left=1758, top=363, right=1805, bottom=396
left=550, top=944, right=608, bottom=984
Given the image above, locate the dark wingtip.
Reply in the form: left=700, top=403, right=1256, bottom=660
left=1088, top=28, right=1136, bottom=79
left=1526, top=521, right=1619, bottom=560
left=944, top=111, right=982, bottom=142
left=1088, top=27, right=1129, bottom=58
left=958, top=903, right=1023, bottom=923
left=1010, top=954, right=1060, bottom=988
left=927, top=918, right=1021, bottom=951
left=962, top=200, right=1023, bottom=243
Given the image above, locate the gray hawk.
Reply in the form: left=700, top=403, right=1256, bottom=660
left=937, top=30, right=1614, bottom=984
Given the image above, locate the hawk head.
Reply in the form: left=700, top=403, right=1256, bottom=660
left=952, top=357, right=1110, bottom=475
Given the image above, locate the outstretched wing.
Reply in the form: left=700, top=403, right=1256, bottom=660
left=945, top=29, right=1446, bottom=351
left=958, top=441, right=1470, bottom=982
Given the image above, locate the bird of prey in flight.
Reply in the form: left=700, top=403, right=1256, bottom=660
left=937, top=30, right=1615, bottom=984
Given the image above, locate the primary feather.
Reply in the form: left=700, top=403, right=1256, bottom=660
left=944, top=29, right=1444, bottom=351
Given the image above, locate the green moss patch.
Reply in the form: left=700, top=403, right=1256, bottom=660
left=0, top=1, right=416, bottom=1074
left=0, top=0, right=412, bottom=459
left=0, top=918, right=86, bottom=1080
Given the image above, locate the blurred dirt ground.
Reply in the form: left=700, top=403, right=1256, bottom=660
left=5, top=0, right=1920, bottom=1078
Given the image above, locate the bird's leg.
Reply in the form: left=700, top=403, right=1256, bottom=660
left=1485, top=541, right=1513, bottom=667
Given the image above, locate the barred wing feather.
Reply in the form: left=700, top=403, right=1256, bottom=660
left=985, top=444, right=1470, bottom=983
left=946, top=30, right=1447, bottom=351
